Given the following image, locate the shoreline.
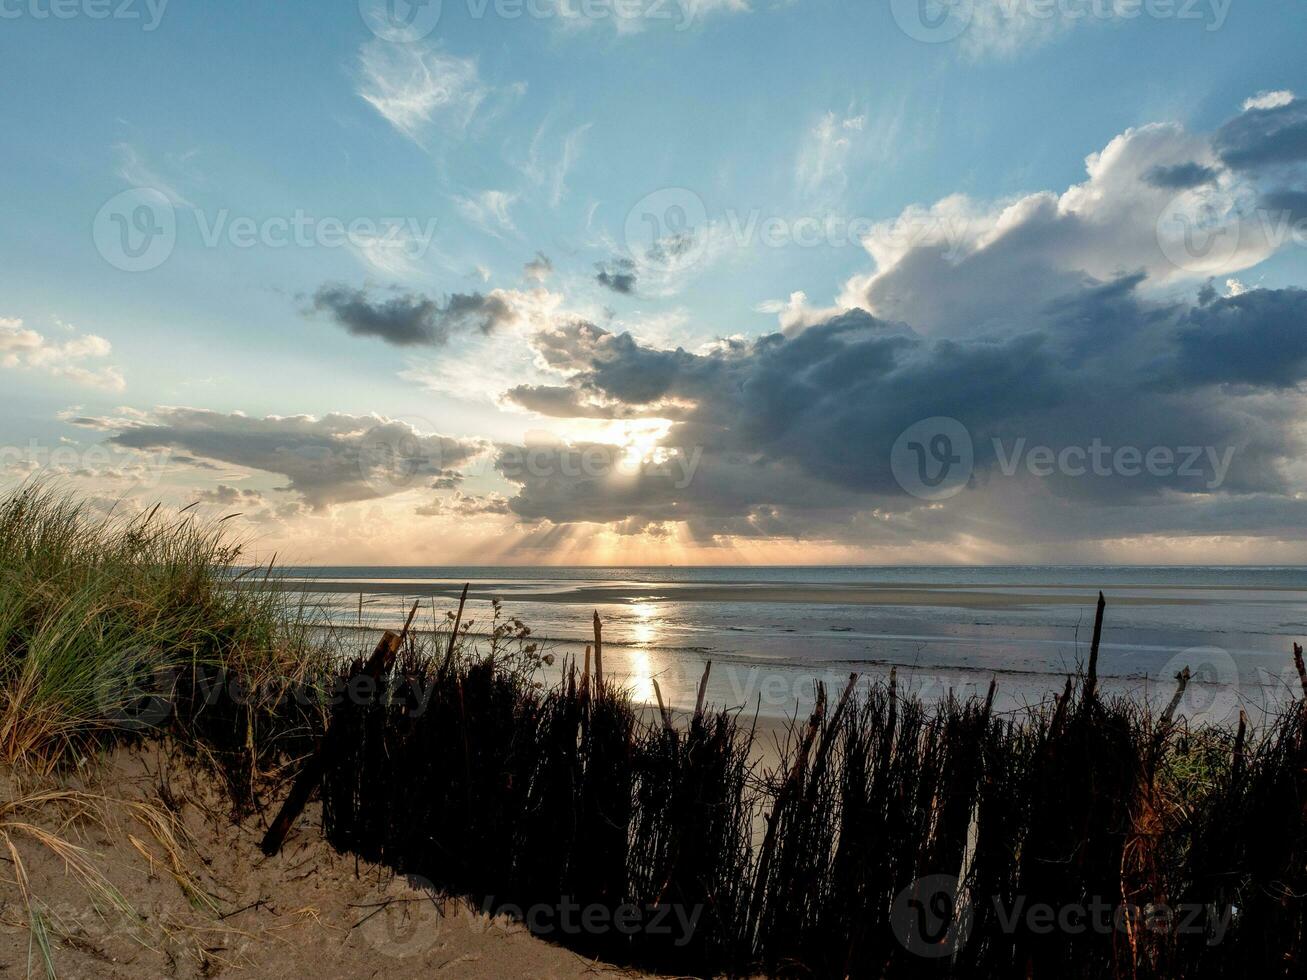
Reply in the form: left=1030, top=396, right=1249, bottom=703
left=263, top=579, right=1211, bottom=608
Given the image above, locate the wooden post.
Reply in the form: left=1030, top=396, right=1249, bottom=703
left=1294, top=643, right=1307, bottom=698
left=260, top=603, right=418, bottom=858
left=1085, top=591, right=1106, bottom=701
left=592, top=611, right=604, bottom=691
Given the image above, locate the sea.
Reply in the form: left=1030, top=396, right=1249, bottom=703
left=265, top=566, right=1307, bottom=725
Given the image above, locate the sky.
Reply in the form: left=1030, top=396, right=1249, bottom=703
left=3, top=0, right=1307, bottom=564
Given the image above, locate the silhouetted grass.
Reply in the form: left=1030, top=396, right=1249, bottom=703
left=318, top=626, right=1307, bottom=979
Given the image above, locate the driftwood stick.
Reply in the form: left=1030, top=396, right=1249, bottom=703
left=694, top=661, right=713, bottom=719
left=261, top=626, right=402, bottom=857
left=983, top=677, right=998, bottom=720
left=651, top=678, right=675, bottom=732
left=440, top=584, right=469, bottom=674
left=1161, top=667, right=1191, bottom=728
left=1294, top=643, right=1307, bottom=698
left=1085, top=591, right=1106, bottom=701
left=592, top=611, right=604, bottom=691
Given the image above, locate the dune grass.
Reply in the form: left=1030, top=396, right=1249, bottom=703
left=0, top=482, right=329, bottom=782
left=318, top=616, right=1307, bottom=979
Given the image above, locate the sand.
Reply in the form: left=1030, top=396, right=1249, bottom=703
left=0, top=749, right=647, bottom=980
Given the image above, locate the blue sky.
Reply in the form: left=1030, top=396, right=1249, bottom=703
left=3, top=0, right=1307, bottom=563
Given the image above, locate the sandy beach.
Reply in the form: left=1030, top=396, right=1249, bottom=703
left=0, top=749, right=647, bottom=980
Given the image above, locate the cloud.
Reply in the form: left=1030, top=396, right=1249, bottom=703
left=483, top=99, right=1307, bottom=548
left=524, top=252, right=553, bottom=281
left=521, top=120, right=590, bottom=207
left=795, top=111, right=864, bottom=199
left=1144, top=161, right=1218, bottom=189
left=1243, top=90, right=1296, bottom=112
left=838, top=107, right=1306, bottom=336
left=1214, top=94, right=1307, bottom=170
left=757, top=291, right=844, bottom=337
left=455, top=190, right=517, bottom=236
left=493, top=279, right=1307, bottom=543
left=195, top=484, right=264, bottom=506
left=357, top=41, right=493, bottom=141
left=954, top=0, right=1231, bottom=61
left=114, top=143, right=194, bottom=207
left=416, top=490, right=511, bottom=517
left=310, top=285, right=520, bottom=347
left=71, top=408, right=487, bottom=510
left=0, top=317, right=125, bottom=391
left=595, top=257, right=637, bottom=294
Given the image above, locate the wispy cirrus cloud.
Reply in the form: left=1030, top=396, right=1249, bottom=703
left=521, top=119, right=591, bottom=207
left=357, top=40, right=506, bottom=141
left=795, top=111, right=865, bottom=200
left=455, top=189, right=518, bottom=237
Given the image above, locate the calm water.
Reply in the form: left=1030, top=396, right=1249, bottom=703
left=267, top=566, right=1307, bottom=723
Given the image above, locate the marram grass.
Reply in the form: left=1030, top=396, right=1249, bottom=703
left=0, top=482, right=330, bottom=777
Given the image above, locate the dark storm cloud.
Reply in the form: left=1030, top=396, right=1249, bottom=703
left=595, top=258, right=637, bottom=295
left=1144, top=162, right=1218, bottom=189
left=1168, top=289, right=1307, bottom=389
left=1259, top=189, right=1307, bottom=220
left=1215, top=97, right=1307, bottom=170
left=310, top=284, right=516, bottom=347
left=497, top=280, right=1307, bottom=538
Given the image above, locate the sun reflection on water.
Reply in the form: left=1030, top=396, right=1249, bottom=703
left=626, top=601, right=661, bottom=705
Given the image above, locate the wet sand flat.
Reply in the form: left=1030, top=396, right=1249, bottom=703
left=264, top=578, right=1203, bottom=610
